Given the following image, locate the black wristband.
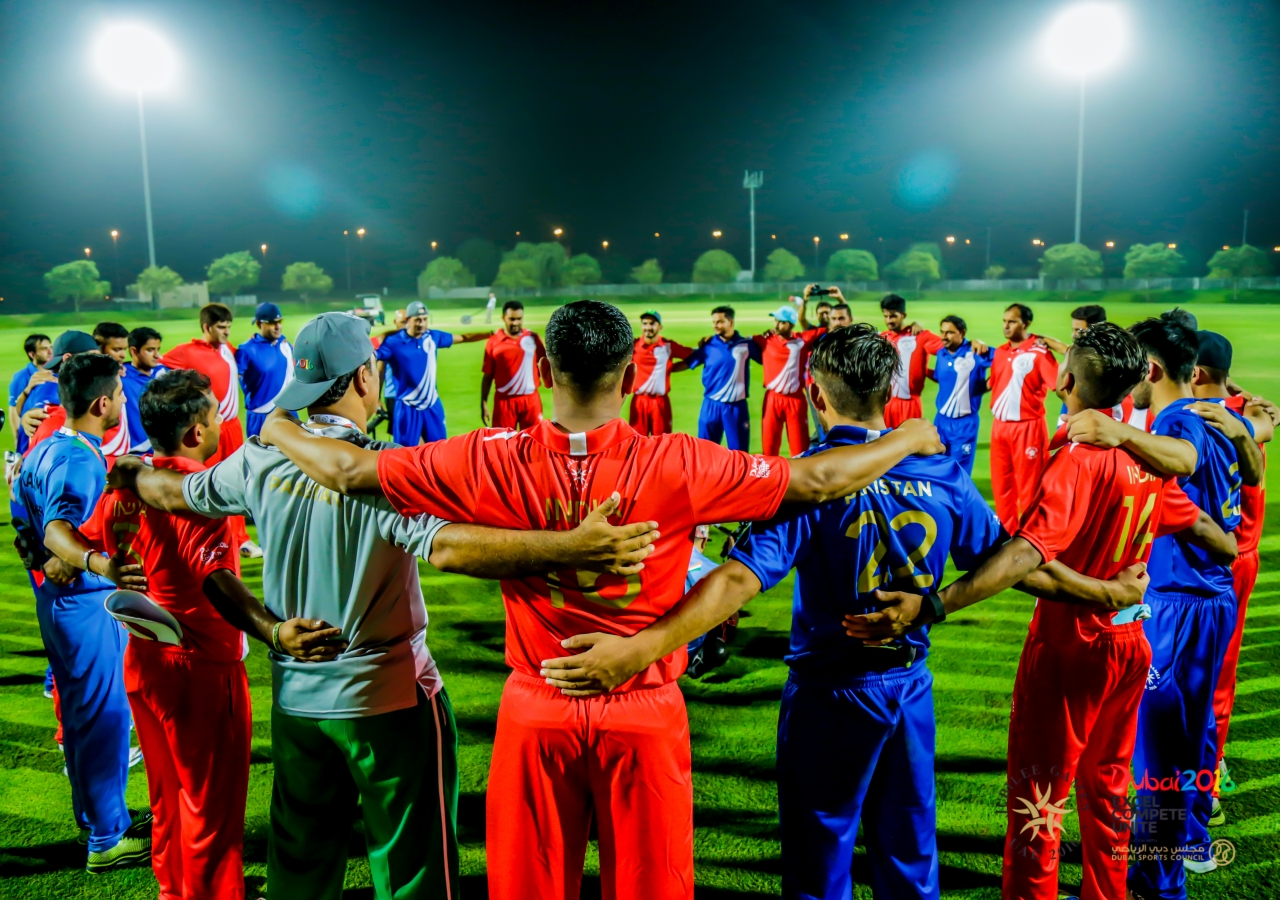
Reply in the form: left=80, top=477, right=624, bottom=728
left=925, top=592, right=946, bottom=624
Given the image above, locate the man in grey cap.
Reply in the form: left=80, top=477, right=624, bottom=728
left=109, top=311, right=658, bottom=900
left=375, top=300, right=490, bottom=446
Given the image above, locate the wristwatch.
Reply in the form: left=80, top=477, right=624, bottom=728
left=923, top=592, right=946, bottom=624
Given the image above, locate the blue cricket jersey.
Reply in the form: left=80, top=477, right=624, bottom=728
left=8, top=361, right=37, bottom=407
left=730, top=425, right=1005, bottom=675
left=1146, top=398, right=1248, bottom=598
left=236, top=333, right=295, bottom=415
left=121, top=363, right=167, bottom=453
left=13, top=429, right=114, bottom=597
left=685, top=333, right=762, bottom=403
left=933, top=341, right=993, bottom=419
left=375, top=329, right=455, bottom=410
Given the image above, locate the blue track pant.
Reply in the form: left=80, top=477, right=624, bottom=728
left=934, top=413, right=980, bottom=475
left=393, top=399, right=447, bottom=446
left=697, top=398, right=750, bottom=451
left=777, top=665, right=939, bottom=900
left=1129, top=590, right=1236, bottom=900
left=35, top=583, right=132, bottom=853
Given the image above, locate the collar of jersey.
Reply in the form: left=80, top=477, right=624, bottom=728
left=818, top=423, right=889, bottom=448
left=523, top=417, right=636, bottom=457
left=149, top=454, right=206, bottom=474
left=56, top=426, right=103, bottom=448
left=496, top=329, right=529, bottom=342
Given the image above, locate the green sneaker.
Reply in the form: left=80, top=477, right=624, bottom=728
left=86, top=834, right=151, bottom=874
left=1208, top=798, right=1226, bottom=827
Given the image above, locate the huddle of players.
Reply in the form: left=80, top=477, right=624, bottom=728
left=10, top=295, right=1275, bottom=900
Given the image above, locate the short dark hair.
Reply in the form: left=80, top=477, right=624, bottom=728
left=815, top=300, right=833, bottom=310
left=1069, top=323, right=1148, bottom=409
left=1070, top=304, right=1107, bottom=325
left=1005, top=303, right=1033, bottom=325
left=1129, top=313, right=1199, bottom=384
left=808, top=324, right=897, bottom=420
left=312, top=354, right=376, bottom=408
left=200, top=303, right=233, bottom=330
left=1198, top=365, right=1229, bottom=385
left=880, top=294, right=907, bottom=314
left=1164, top=308, right=1197, bottom=332
left=502, top=300, right=524, bottom=315
left=129, top=326, right=162, bottom=349
left=24, top=334, right=51, bottom=358
left=831, top=303, right=851, bottom=316
left=941, top=314, right=967, bottom=334
left=93, top=322, right=129, bottom=344
left=57, top=353, right=121, bottom=418
left=545, top=300, right=634, bottom=394
left=140, top=369, right=215, bottom=455
left=711, top=305, right=735, bottom=320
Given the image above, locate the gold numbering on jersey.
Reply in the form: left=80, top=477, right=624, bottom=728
left=1114, top=493, right=1158, bottom=564
left=545, top=569, right=643, bottom=609
left=1220, top=462, right=1242, bottom=520
left=846, top=509, right=938, bottom=593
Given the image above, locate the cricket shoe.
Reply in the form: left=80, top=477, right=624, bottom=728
left=1219, top=758, right=1236, bottom=793
left=240, top=539, right=264, bottom=559
left=128, top=746, right=144, bottom=769
left=1208, top=797, right=1225, bottom=827
left=1183, top=855, right=1217, bottom=875
left=86, top=822, right=151, bottom=874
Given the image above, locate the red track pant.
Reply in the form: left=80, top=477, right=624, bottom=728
left=1003, top=622, right=1149, bottom=900
left=125, top=642, right=251, bottom=900
left=990, top=418, right=1049, bottom=533
left=1214, top=548, right=1260, bottom=784
left=884, top=396, right=923, bottom=428
left=629, top=393, right=673, bottom=436
left=493, top=393, right=544, bottom=430
left=486, top=673, right=694, bottom=900
left=762, top=391, right=809, bottom=457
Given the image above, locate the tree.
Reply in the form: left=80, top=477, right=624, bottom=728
left=417, top=257, right=476, bottom=296
left=825, top=249, right=878, bottom=282
left=692, top=249, right=742, bottom=284
left=631, top=259, right=663, bottom=284
left=1123, top=243, right=1184, bottom=279
left=492, top=258, right=538, bottom=291
left=283, top=261, right=335, bottom=304
left=983, top=264, right=1006, bottom=280
left=562, top=254, right=602, bottom=286
left=135, top=265, right=184, bottom=310
left=1038, top=243, right=1103, bottom=280
left=456, top=238, right=500, bottom=286
left=884, top=250, right=940, bottom=297
left=504, top=242, right=568, bottom=289
left=1207, top=244, right=1272, bottom=301
left=762, top=248, right=805, bottom=282
left=207, top=251, right=261, bottom=297
left=44, top=260, right=110, bottom=315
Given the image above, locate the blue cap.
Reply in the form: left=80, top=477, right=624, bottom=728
left=405, top=301, right=428, bottom=318
left=46, top=331, right=99, bottom=369
left=1196, top=331, right=1232, bottom=371
left=771, top=305, right=799, bottom=325
left=254, top=302, right=283, bottom=323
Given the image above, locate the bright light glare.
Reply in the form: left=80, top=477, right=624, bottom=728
left=1042, top=4, right=1126, bottom=78
left=93, top=24, right=177, bottom=93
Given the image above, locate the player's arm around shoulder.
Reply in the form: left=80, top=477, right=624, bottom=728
left=1066, top=408, right=1197, bottom=476
left=784, top=418, right=944, bottom=504
left=259, top=408, right=383, bottom=495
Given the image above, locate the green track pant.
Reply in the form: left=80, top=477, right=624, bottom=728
left=268, top=687, right=460, bottom=899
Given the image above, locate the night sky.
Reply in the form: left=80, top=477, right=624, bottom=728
left=2, top=0, right=1278, bottom=301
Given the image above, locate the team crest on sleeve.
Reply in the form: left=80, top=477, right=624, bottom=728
left=198, top=542, right=230, bottom=565
left=749, top=456, right=772, bottom=478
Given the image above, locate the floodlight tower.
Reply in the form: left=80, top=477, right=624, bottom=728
left=93, top=24, right=178, bottom=269
left=743, top=170, right=764, bottom=277
left=1041, top=4, right=1126, bottom=243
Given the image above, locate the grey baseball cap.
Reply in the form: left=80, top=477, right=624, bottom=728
left=405, top=301, right=428, bottom=318
left=272, top=312, right=374, bottom=411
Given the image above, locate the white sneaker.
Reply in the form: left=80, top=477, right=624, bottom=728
left=240, top=539, right=264, bottom=559
left=128, top=746, right=144, bottom=768
left=1184, top=855, right=1217, bottom=875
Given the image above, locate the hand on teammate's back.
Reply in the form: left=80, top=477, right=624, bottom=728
left=1104, top=563, right=1150, bottom=610
left=21, top=407, right=47, bottom=438
left=895, top=417, right=945, bottom=456
left=104, top=550, right=149, bottom=591
left=567, top=492, right=659, bottom=575
left=106, top=454, right=144, bottom=491
left=1066, top=408, right=1129, bottom=448
left=842, top=590, right=926, bottom=643
left=42, top=555, right=79, bottom=587
left=1188, top=401, right=1252, bottom=440
left=277, top=618, right=347, bottom=662
left=540, top=632, right=648, bottom=698
left=1247, top=395, right=1280, bottom=427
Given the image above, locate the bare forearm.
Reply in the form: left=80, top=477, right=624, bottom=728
left=1123, top=431, right=1196, bottom=477
left=204, top=569, right=278, bottom=643
left=7, top=405, right=16, bottom=440
left=938, top=536, right=1044, bottom=616
left=480, top=374, right=493, bottom=404
left=1017, top=560, right=1115, bottom=605
left=1233, top=433, right=1264, bottom=487
left=1180, top=512, right=1237, bottom=564
left=628, top=561, right=763, bottom=668
left=785, top=429, right=918, bottom=503
left=43, top=520, right=95, bottom=568
left=269, top=417, right=383, bottom=494
left=132, top=466, right=194, bottom=513
left=429, top=524, right=574, bottom=578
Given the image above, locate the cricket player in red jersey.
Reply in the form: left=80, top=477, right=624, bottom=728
left=481, top=299, right=551, bottom=430
left=628, top=310, right=692, bottom=436
left=1190, top=332, right=1276, bottom=820
left=848, top=323, right=1239, bottom=900
left=988, top=303, right=1059, bottom=532
left=86, top=369, right=342, bottom=899
left=879, top=294, right=949, bottom=428
left=754, top=303, right=825, bottom=456
left=261, top=300, right=944, bottom=900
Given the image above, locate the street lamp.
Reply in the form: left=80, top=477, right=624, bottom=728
left=602, top=240, right=609, bottom=250
left=93, top=23, right=177, bottom=270
left=743, top=170, right=763, bottom=277
left=553, top=228, right=563, bottom=237
left=1041, top=4, right=1126, bottom=244
left=712, top=230, right=722, bottom=239
left=813, top=236, right=821, bottom=271
left=85, top=248, right=92, bottom=258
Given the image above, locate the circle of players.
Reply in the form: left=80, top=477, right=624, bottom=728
left=6, top=288, right=1274, bottom=900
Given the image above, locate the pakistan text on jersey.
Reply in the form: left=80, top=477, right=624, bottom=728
left=854, top=479, right=935, bottom=499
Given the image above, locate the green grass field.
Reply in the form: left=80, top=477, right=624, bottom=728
left=1, top=295, right=1278, bottom=898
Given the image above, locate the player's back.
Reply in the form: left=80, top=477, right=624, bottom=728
left=376, top=418, right=790, bottom=688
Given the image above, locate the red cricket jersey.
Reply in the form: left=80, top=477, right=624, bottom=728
left=25, top=405, right=128, bottom=466
left=161, top=339, right=240, bottom=426
left=1225, top=394, right=1265, bottom=554
left=376, top=418, right=790, bottom=688
left=1049, top=395, right=1139, bottom=452
left=86, top=455, right=244, bottom=662
left=1017, top=442, right=1198, bottom=638
left=483, top=330, right=548, bottom=397
left=881, top=329, right=944, bottom=403
left=990, top=337, right=1058, bottom=422
left=754, top=329, right=825, bottom=397
left=631, top=337, right=692, bottom=397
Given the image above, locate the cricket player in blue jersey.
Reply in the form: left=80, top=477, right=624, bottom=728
left=929, top=315, right=992, bottom=474
left=18, top=331, right=98, bottom=437
left=375, top=300, right=490, bottom=445
left=236, top=302, right=296, bottom=437
left=8, top=333, right=52, bottom=456
left=12, top=353, right=151, bottom=872
left=683, top=305, right=763, bottom=450
left=122, top=327, right=167, bottom=453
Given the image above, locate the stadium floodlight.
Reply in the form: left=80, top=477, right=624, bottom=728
left=92, top=23, right=179, bottom=270
left=743, top=170, right=764, bottom=277
left=1040, top=3, right=1127, bottom=244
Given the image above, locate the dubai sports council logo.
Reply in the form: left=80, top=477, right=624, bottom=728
left=1013, top=782, right=1072, bottom=841
left=749, top=456, right=772, bottom=478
